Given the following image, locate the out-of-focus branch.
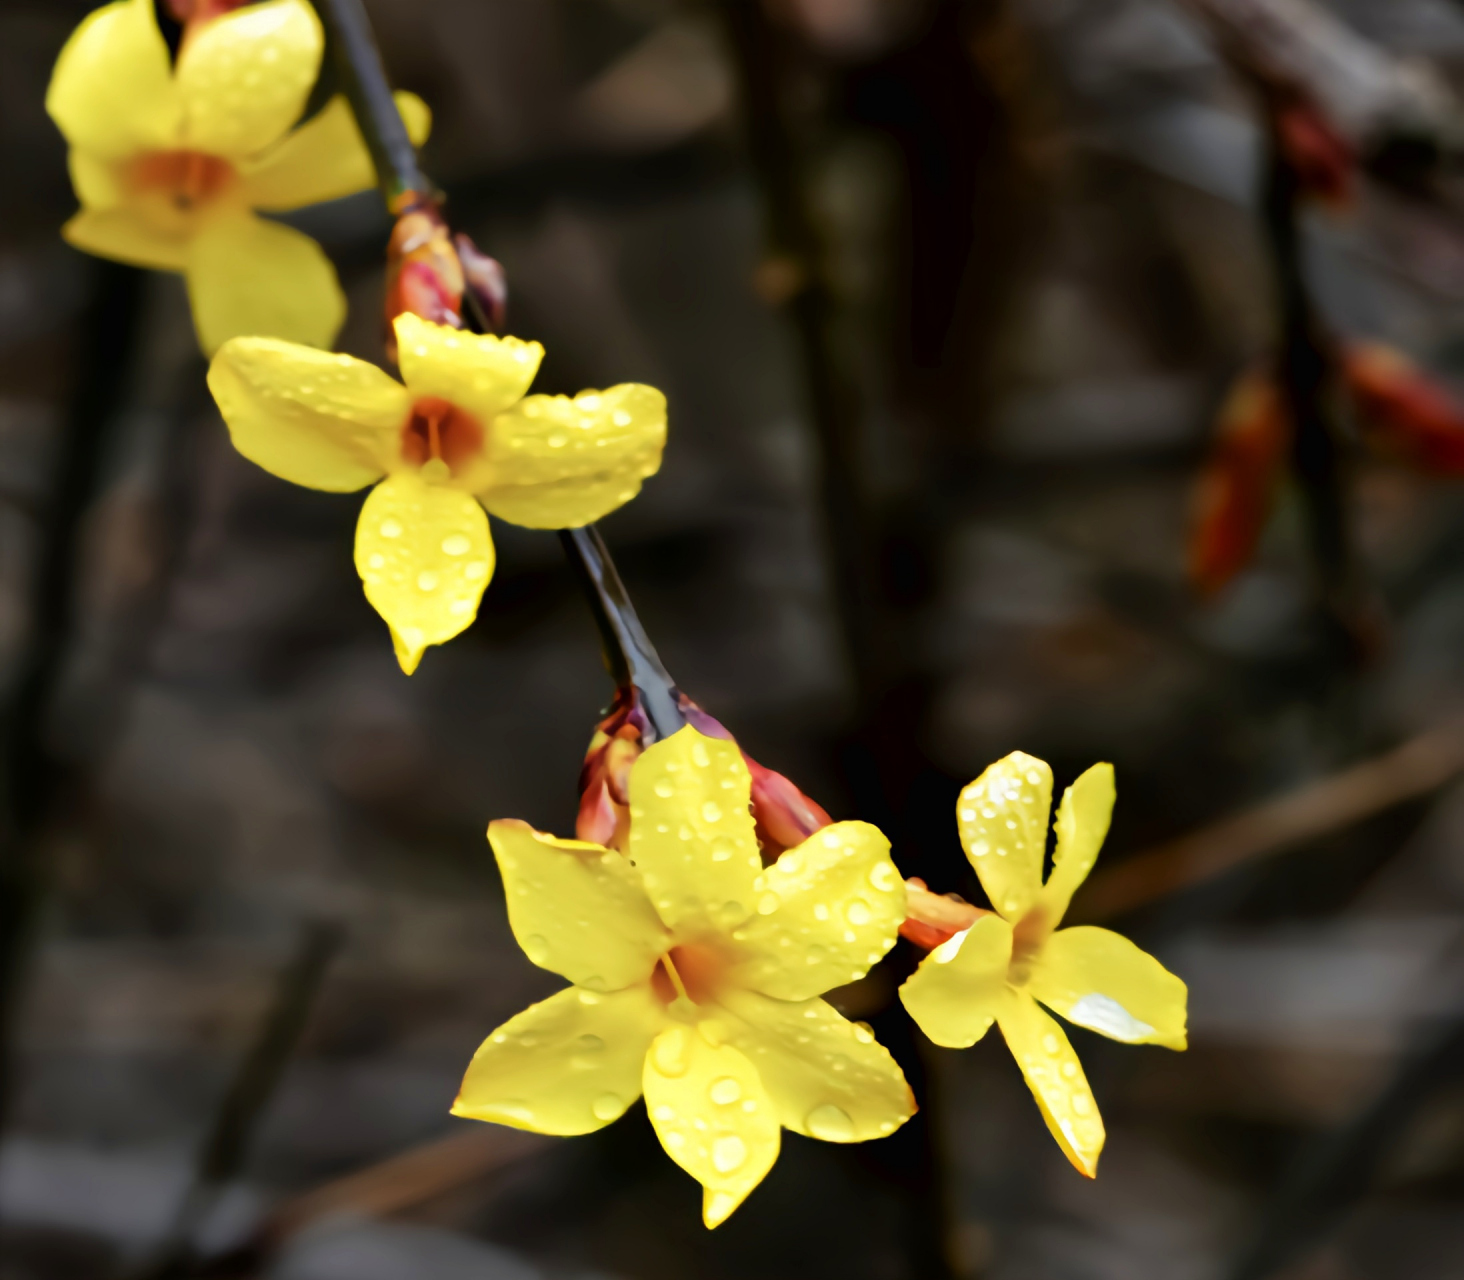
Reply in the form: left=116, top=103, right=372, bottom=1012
left=715, top=0, right=883, bottom=708
left=1071, top=718, right=1464, bottom=922
left=0, top=260, right=143, bottom=1132
left=1180, top=0, right=1459, bottom=166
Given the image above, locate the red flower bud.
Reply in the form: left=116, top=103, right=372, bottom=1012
left=1276, top=101, right=1355, bottom=206
left=1189, top=366, right=1289, bottom=595
left=384, top=201, right=465, bottom=359
left=1344, top=341, right=1464, bottom=474
left=897, top=878, right=986, bottom=950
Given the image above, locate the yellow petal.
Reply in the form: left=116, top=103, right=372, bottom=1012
left=488, top=818, right=669, bottom=992
left=47, top=0, right=179, bottom=160
left=1028, top=926, right=1187, bottom=1050
left=718, top=987, right=915, bottom=1143
left=477, top=384, right=668, bottom=530
left=997, top=990, right=1105, bottom=1177
left=727, top=821, right=904, bottom=1002
left=625, top=727, right=762, bottom=937
left=63, top=206, right=188, bottom=272
left=69, top=152, right=123, bottom=210
left=207, top=337, right=407, bottom=491
left=1039, top=763, right=1115, bottom=928
left=186, top=210, right=345, bottom=353
left=958, top=752, right=1052, bottom=921
left=453, top=984, right=663, bottom=1135
left=643, top=1024, right=780, bottom=1228
left=354, top=473, right=495, bottom=674
left=394, top=313, right=543, bottom=422
left=898, top=913, right=1014, bottom=1048
left=242, top=92, right=432, bottom=211
left=176, top=0, right=322, bottom=159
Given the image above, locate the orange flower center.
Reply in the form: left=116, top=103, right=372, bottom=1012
left=650, top=944, right=727, bottom=1007
left=401, top=396, right=484, bottom=475
left=128, top=150, right=237, bottom=211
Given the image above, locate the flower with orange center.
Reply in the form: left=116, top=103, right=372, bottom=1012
left=46, top=0, right=429, bottom=353
left=454, top=727, right=915, bottom=1227
left=899, top=752, right=1187, bottom=1177
left=207, top=313, right=667, bottom=672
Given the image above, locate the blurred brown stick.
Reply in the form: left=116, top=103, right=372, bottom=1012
left=260, top=1125, right=546, bottom=1245
left=1072, top=718, right=1464, bottom=922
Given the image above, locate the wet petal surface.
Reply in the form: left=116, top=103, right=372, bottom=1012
left=1028, top=926, right=1187, bottom=1049
left=957, top=752, right=1052, bottom=922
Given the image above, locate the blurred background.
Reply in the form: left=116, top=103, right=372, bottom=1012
left=7, top=0, right=1464, bottom=1276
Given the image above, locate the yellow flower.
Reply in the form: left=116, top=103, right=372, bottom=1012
left=46, top=0, right=430, bottom=353
left=898, top=752, right=1187, bottom=1177
left=207, top=313, right=668, bottom=672
left=454, top=727, right=915, bottom=1227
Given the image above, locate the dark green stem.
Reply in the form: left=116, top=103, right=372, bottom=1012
left=312, top=0, right=685, bottom=729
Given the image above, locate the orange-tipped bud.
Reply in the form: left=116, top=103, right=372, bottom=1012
left=384, top=201, right=465, bottom=358
left=575, top=693, right=834, bottom=859
left=1344, top=341, right=1464, bottom=474
left=1276, top=100, right=1355, bottom=206
left=165, top=0, right=250, bottom=22
left=1189, top=365, right=1289, bottom=596
left=897, top=878, right=986, bottom=950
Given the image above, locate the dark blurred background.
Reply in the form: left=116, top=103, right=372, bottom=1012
left=7, top=0, right=1464, bottom=1277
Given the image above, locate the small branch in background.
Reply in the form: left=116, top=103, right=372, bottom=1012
left=0, top=259, right=144, bottom=1134
left=135, top=921, right=343, bottom=1280
left=1071, top=718, right=1464, bottom=922
left=1257, top=103, right=1376, bottom=656
left=1228, top=1005, right=1464, bottom=1280
left=715, top=0, right=883, bottom=710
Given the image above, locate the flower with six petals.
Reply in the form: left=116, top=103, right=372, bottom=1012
left=454, top=726, right=915, bottom=1227
left=47, top=0, right=430, bottom=353
left=208, top=313, right=668, bottom=672
left=899, top=752, right=1187, bottom=1177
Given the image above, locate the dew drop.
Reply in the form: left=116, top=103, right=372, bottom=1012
left=367, top=553, right=385, bottom=570
left=1061, top=1061, right=1077, bottom=1078
left=701, top=801, right=723, bottom=822
left=1042, top=1033, right=1060, bottom=1055
left=805, top=1103, right=855, bottom=1142
left=845, top=899, right=872, bottom=926
left=465, top=560, right=489, bottom=580
left=1071, top=1094, right=1091, bottom=1116
left=379, top=518, right=403, bottom=538
left=522, top=934, right=550, bottom=964
left=851, top=1021, right=874, bottom=1044
left=652, top=1104, right=675, bottom=1122
left=652, top=1027, right=690, bottom=1077
left=867, top=862, right=898, bottom=892
left=417, top=571, right=439, bottom=591
left=709, top=1077, right=742, bottom=1105
left=548, top=433, right=568, bottom=448
left=813, top=903, right=830, bottom=921
left=757, top=892, right=781, bottom=915
left=711, top=1134, right=747, bottom=1173
left=691, top=739, right=711, bottom=768
left=592, top=1092, right=625, bottom=1121
left=653, top=778, right=675, bottom=799
left=577, top=1034, right=605, bottom=1052
left=442, top=533, right=471, bottom=556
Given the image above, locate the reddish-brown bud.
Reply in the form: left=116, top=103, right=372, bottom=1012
left=1345, top=341, right=1464, bottom=474
left=455, top=234, right=509, bottom=334
left=384, top=201, right=465, bottom=358
left=1276, top=100, right=1355, bottom=206
left=574, top=692, right=834, bottom=859
left=1189, top=365, right=1289, bottom=596
left=897, top=878, right=986, bottom=950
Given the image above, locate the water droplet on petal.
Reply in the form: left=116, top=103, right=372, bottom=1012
left=1072, top=1094, right=1091, bottom=1116
left=592, top=1092, right=626, bottom=1121
left=652, top=1027, right=690, bottom=1077
left=522, top=934, right=550, bottom=964
left=711, top=1134, right=747, bottom=1173
left=806, top=1103, right=855, bottom=1142
left=577, top=1034, right=605, bottom=1052
left=654, top=779, right=675, bottom=799
left=379, top=519, right=402, bottom=538
left=417, top=570, right=438, bottom=591
left=845, top=899, right=872, bottom=926
left=867, top=862, right=898, bottom=892
left=1042, top=1033, right=1060, bottom=1055
left=442, top=533, right=471, bottom=555
left=652, top=1104, right=675, bottom=1122
left=701, top=801, right=723, bottom=822
left=757, top=892, right=780, bottom=915
left=709, top=1077, right=742, bottom=1105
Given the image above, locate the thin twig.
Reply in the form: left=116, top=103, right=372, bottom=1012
left=1071, top=719, right=1464, bottom=922
left=0, top=260, right=144, bottom=1132
left=309, top=0, right=686, bottom=729
left=136, top=921, right=343, bottom=1279
left=714, top=0, right=882, bottom=707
